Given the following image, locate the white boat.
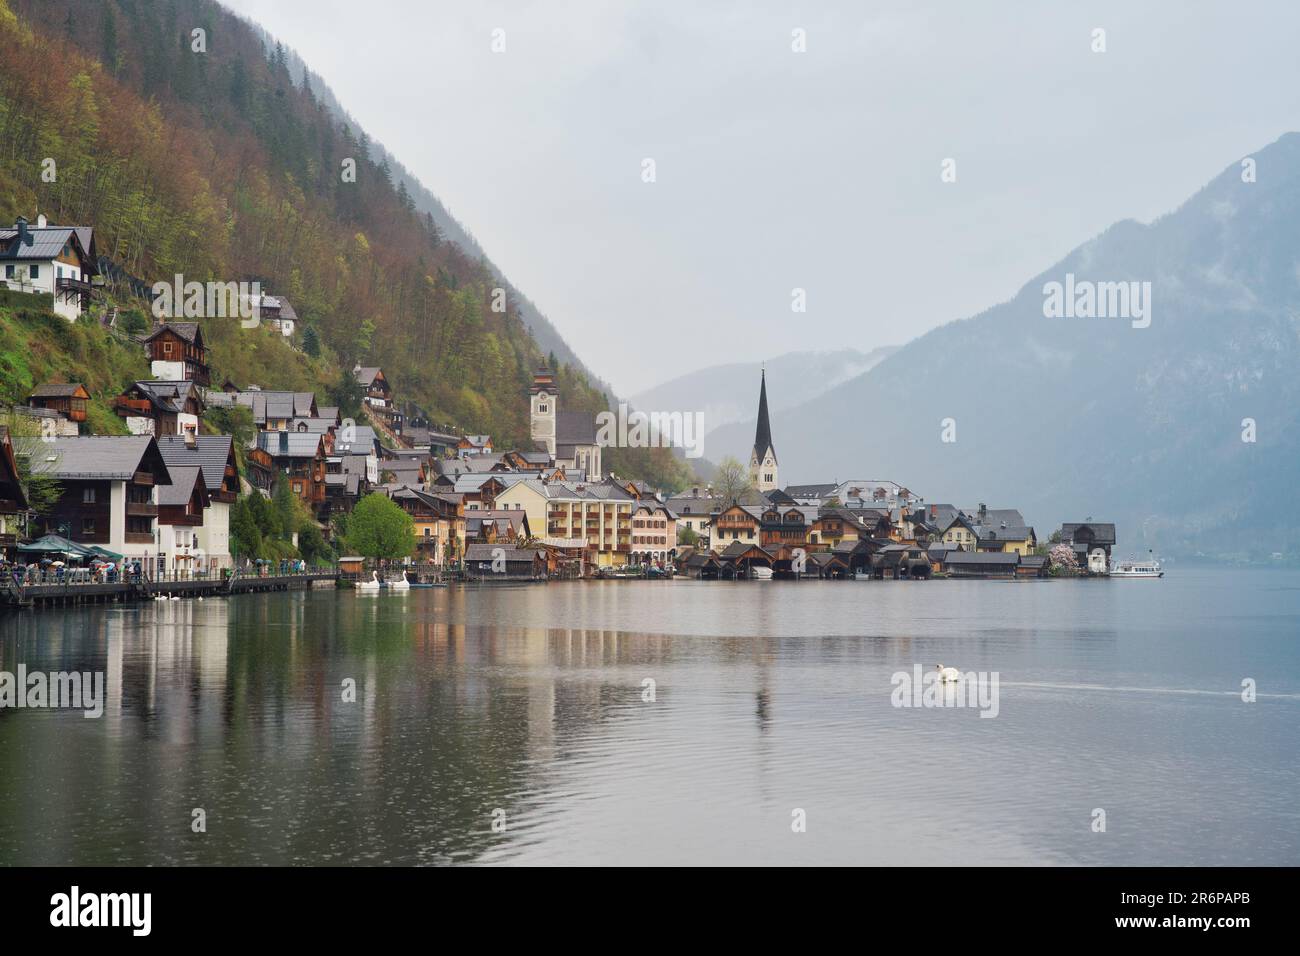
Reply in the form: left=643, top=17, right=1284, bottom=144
left=387, top=570, right=411, bottom=591
left=751, top=566, right=773, bottom=581
left=1110, top=557, right=1163, bottom=578
left=356, top=570, right=381, bottom=592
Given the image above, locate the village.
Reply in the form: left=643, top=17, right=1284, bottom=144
left=0, top=214, right=1118, bottom=602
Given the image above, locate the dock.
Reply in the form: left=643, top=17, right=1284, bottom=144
left=1, top=569, right=338, bottom=609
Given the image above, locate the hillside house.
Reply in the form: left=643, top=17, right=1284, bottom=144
left=114, top=380, right=205, bottom=437
left=0, top=216, right=97, bottom=320
left=27, top=383, right=89, bottom=425
left=143, top=322, right=210, bottom=386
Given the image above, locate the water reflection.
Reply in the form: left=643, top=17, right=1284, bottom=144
left=1, top=570, right=1298, bottom=865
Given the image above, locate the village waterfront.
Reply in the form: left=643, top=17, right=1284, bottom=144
left=1, top=565, right=1296, bottom=866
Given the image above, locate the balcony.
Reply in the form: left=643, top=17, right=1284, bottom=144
left=126, top=501, right=158, bottom=517
left=115, top=397, right=152, bottom=416
left=130, top=471, right=155, bottom=486
left=124, top=532, right=154, bottom=545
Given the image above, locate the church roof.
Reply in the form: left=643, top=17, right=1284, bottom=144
left=752, top=369, right=776, bottom=462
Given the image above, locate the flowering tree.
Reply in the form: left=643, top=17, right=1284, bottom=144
left=1048, top=543, right=1078, bottom=575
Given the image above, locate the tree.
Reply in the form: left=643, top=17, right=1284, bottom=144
left=230, top=497, right=262, bottom=558
left=302, top=323, right=321, bottom=357
left=678, top=525, right=699, bottom=547
left=298, top=523, right=332, bottom=566
left=3, top=412, right=61, bottom=519
left=344, top=493, right=414, bottom=560
left=1048, top=543, right=1079, bottom=576
left=713, top=456, right=754, bottom=506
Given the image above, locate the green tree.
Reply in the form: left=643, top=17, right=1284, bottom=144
left=230, top=496, right=263, bottom=558
left=302, top=323, right=321, bottom=357
left=3, top=413, right=62, bottom=519
left=344, top=493, right=414, bottom=560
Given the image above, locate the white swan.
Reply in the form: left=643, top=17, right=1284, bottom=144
left=356, top=570, right=381, bottom=592
left=936, top=664, right=961, bottom=683
left=388, top=569, right=410, bottom=591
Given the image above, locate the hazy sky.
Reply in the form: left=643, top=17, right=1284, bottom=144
left=220, top=0, right=1300, bottom=394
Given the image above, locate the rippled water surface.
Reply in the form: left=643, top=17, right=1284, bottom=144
left=2, top=568, right=1297, bottom=865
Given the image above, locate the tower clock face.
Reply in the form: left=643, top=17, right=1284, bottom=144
left=537, top=392, right=548, bottom=402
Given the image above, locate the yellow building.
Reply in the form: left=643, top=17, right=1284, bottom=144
left=498, top=479, right=635, bottom=568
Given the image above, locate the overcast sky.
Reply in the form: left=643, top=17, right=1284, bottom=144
left=220, top=0, right=1300, bottom=394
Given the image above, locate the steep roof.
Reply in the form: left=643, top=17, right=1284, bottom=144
left=752, top=369, right=776, bottom=461
left=154, top=435, right=234, bottom=493
left=143, top=321, right=202, bottom=345
left=556, top=411, right=597, bottom=444
left=0, top=221, right=94, bottom=270
left=784, top=482, right=836, bottom=498
left=43, top=436, right=171, bottom=482
left=156, top=466, right=205, bottom=507
left=1059, top=522, right=1117, bottom=545
left=255, top=431, right=323, bottom=459
left=29, top=382, right=88, bottom=399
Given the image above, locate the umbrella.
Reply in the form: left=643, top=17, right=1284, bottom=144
left=85, top=545, right=124, bottom=561
left=17, top=535, right=94, bottom=559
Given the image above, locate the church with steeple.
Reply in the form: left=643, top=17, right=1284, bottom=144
left=748, top=369, right=779, bottom=492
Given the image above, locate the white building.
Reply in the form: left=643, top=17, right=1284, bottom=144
left=44, top=437, right=173, bottom=568
left=155, top=435, right=239, bottom=571
left=0, top=216, right=97, bottom=321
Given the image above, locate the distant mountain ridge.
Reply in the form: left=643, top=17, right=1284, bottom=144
left=708, top=134, right=1300, bottom=561
left=631, top=347, right=897, bottom=441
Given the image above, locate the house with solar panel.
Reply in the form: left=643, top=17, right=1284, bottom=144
left=0, top=215, right=98, bottom=320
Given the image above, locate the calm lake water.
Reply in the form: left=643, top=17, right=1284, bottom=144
left=1, top=567, right=1297, bottom=866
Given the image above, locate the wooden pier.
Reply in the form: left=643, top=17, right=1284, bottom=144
left=1, top=570, right=338, bottom=609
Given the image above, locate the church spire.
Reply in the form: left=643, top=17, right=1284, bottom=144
left=753, top=367, right=774, bottom=461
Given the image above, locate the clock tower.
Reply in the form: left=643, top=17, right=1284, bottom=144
left=530, top=366, right=557, bottom=458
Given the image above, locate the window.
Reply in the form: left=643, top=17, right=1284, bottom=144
left=4, top=265, right=12, bottom=278
left=163, top=342, right=173, bottom=355
left=29, top=265, right=39, bottom=279
left=292, top=482, right=303, bottom=495
left=83, top=487, right=96, bottom=504
left=538, top=404, right=547, bottom=413
left=82, top=518, right=96, bottom=535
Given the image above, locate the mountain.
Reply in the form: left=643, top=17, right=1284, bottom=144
left=238, top=22, right=604, bottom=391
left=708, top=134, right=1300, bottom=561
left=630, top=348, right=896, bottom=442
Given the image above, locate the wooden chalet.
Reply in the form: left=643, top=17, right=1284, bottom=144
left=27, top=383, right=89, bottom=423
left=143, top=322, right=210, bottom=386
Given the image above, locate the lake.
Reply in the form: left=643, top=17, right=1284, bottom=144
left=1, top=567, right=1297, bottom=865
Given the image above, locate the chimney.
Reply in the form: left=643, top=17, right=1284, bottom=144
left=15, top=217, right=30, bottom=246
left=978, top=503, right=987, bottom=521
left=185, top=428, right=197, bottom=448
left=36, top=213, right=47, bottom=228
left=929, top=504, right=936, bottom=519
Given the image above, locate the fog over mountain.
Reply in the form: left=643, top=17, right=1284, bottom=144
left=708, top=134, right=1300, bottom=561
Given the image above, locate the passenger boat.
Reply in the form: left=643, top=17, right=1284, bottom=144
left=1110, top=557, right=1163, bottom=578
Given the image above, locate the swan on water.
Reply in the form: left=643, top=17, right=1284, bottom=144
left=356, top=570, right=381, bottom=592
left=388, top=570, right=410, bottom=591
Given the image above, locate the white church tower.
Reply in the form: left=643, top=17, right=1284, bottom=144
left=530, top=366, right=557, bottom=458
